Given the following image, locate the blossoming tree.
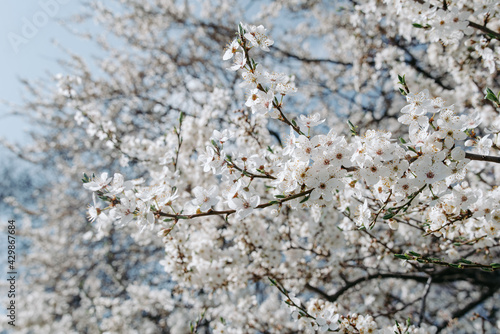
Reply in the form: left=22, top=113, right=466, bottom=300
left=4, top=0, right=500, bottom=333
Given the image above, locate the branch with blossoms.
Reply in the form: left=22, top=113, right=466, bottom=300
left=269, top=277, right=342, bottom=332
left=76, top=18, right=500, bottom=334
left=271, top=277, right=433, bottom=333
left=395, top=251, right=500, bottom=271
left=84, top=22, right=500, bottom=261
left=209, top=138, right=276, bottom=180
left=226, top=23, right=305, bottom=136
left=411, top=0, right=500, bottom=41
left=158, top=188, right=313, bottom=221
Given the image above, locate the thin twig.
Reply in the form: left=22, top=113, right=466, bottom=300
left=418, top=276, right=433, bottom=326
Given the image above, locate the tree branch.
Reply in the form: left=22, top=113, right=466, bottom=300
left=273, top=46, right=351, bottom=67
left=319, top=269, right=500, bottom=303
left=465, top=152, right=500, bottom=164
left=159, top=189, right=314, bottom=220
left=418, top=276, right=433, bottom=326
left=468, top=21, right=500, bottom=40
left=436, top=285, right=500, bottom=333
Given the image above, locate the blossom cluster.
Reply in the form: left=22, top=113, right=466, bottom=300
left=83, top=21, right=499, bottom=245
left=283, top=295, right=439, bottom=334
left=9, top=0, right=500, bottom=332
left=383, top=1, right=499, bottom=70
left=84, top=20, right=499, bottom=267
left=81, top=15, right=500, bottom=333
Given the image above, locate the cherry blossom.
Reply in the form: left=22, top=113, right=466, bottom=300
left=191, top=185, right=219, bottom=211
left=243, top=24, right=274, bottom=51
left=7, top=2, right=500, bottom=333
left=83, top=172, right=112, bottom=191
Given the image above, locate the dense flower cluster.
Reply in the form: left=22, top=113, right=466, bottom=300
left=5, top=0, right=499, bottom=333
left=86, top=22, right=497, bottom=246
left=83, top=16, right=500, bottom=332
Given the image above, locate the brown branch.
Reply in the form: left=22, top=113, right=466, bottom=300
left=436, top=285, right=500, bottom=333
left=325, top=272, right=428, bottom=302
left=159, top=189, right=314, bottom=220
left=418, top=276, right=433, bottom=326
left=226, top=159, right=276, bottom=180
left=319, top=268, right=500, bottom=303
left=465, top=152, right=500, bottom=164
left=273, top=103, right=304, bottom=136
left=272, top=46, right=351, bottom=67
left=467, top=21, right=500, bottom=40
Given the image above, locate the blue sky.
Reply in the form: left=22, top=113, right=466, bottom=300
left=0, top=3, right=96, bottom=311
left=0, top=1, right=93, bottom=143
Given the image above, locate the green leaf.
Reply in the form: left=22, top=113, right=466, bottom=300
left=485, top=87, right=500, bottom=105
left=412, top=23, right=424, bottom=28
left=490, top=263, right=500, bottom=269
left=383, top=212, right=395, bottom=220
left=347, top=120, right=358, bottom=135
left=485, top=92, right=498, bottom=102
left=299, top=196, right=310, bottom=203
left=274, top=195, right=286, bottom=198
left=394, top=254, right=409, bottom=260
left=409, top=251, right=421, bottom=257
left=407, top=146, right=417, bottom=153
